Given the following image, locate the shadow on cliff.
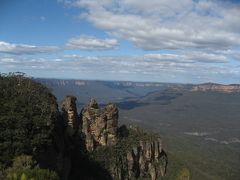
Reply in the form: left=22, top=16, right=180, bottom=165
left=66, top=133, right=113, bottom=180
left=160, top=150, right=168, bottom=176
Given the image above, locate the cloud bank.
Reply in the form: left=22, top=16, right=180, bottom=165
left=0, top=41, right=60, bottom=55
left=61, top=0, right=240, bottom=51
left=1, top=53, right=239, bottom=83
left=66, top=35, right=118, bottom=50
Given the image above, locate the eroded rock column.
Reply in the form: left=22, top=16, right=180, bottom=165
left=81, top=99, right=119, bottom=151
left=61, top=96, right=79, bottom=132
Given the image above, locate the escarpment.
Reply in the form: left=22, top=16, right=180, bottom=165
left=81, top=99, right=118, bottom=150
left=191, top=83, right=240, bottom=93
left=109, top=127, right=167, bottom=180
left=60, top=96, right=167, bottom=180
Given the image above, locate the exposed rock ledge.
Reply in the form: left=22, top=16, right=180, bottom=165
left=122, top=137, right=167, bottom=180
left=191, top=83, right=240, bottom=93
left=61, top=96, right=167, bottom=180
left=81, top=99, right=118, bottom=151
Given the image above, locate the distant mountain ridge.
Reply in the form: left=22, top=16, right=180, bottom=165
left=36, top=78, right=177, bottom=104
left=36, top=78, right=177, bottom=87
left=191, top=83, right=240, bottom=93
left=37, top=78, right=240, bottom=93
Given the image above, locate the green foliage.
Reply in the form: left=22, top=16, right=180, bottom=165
left=89, top=146, right=116, bottom=169
left=6, top=167, right=59, bottom=180
left=11, top=155, right=36, bottom=170
left=0, top=73, right=59, bottom=166
left=163, top=135, right=240, bottom=180
left=175, top=167, right=190, bottom=180
left=116, top=125, right=161, bottom=153
left=119, top=90, right=240, bottom=180
left=5, top=155, right=59, bottom=180
left=89, top=126, right=162, bottom=178
left=20, top=173, right=27, bottom=180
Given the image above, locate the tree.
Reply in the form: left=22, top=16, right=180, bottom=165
left=0, top=73, right=59, bottom=167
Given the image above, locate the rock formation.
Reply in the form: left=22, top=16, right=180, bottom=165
left=61, top=96, right=79, bottom=132
left=60, top=97, right=167, bottom=180
left=111, top=127, right=167, bottom=180
left=81, top=99, right=118, bottom=151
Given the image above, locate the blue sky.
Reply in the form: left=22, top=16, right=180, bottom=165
left=0, top=0, right=240, bottom=83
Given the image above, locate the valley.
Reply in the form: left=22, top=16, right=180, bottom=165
left=39, top=78, right=240, bottom=180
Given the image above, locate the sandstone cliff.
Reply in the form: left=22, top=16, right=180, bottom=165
left=191, top=83, right=240, bottom=93
left=81, top=99, right=118, bottom=151
left=60, top=96, right=167, bottom=180
left=109, top=126, right=167, bottom=180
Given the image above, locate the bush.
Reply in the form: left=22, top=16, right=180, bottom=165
left=5, top=155, right=59, bottom=180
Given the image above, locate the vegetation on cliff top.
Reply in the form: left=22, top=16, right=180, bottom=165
left=0, top=73, right=60, bottom=179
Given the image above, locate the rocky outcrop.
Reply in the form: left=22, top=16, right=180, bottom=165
left=138, top=139, right=167, bottom=178
left=124, top=140, right=167, bottom=180
left=60, top=97, right=167, bottom=179
left=61, top=96, right=79, bottom=132
left=111, top=128, right=167, bottom=180
left=81, top=99, right=118, bottom=151
left=191, top=83, right=240, bottom=93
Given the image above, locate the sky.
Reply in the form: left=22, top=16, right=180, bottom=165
left=0, top=0, right=240, bottom=83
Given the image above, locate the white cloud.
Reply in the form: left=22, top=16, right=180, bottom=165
left=1, top=53, right=240, bottom=83
left=65, top=35, right=118, bottom=50
left=144, top=54, right=183, bottom=61
left=0, top=58, right=16, bottom=62
left=60, top=0, right=240, bottom=51
left=185, top=52, right=228, bottom=63
left=0, top=41, right=60, bottom=55
left=144, top=51, right=228, bottom=63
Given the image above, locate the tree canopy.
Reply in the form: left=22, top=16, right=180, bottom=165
left=0, top=73, right=59, bottom=167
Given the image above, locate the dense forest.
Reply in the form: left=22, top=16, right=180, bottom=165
left=0, top=73, right=60, bottom=179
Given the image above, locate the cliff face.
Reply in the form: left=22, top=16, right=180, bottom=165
left=116, top=138, right=167, bottom=180
left=81, top=99, right=118, bottom=151
left=60, top=96, right=167, bottom=180
left=191, top=83, right=240, bottom=93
